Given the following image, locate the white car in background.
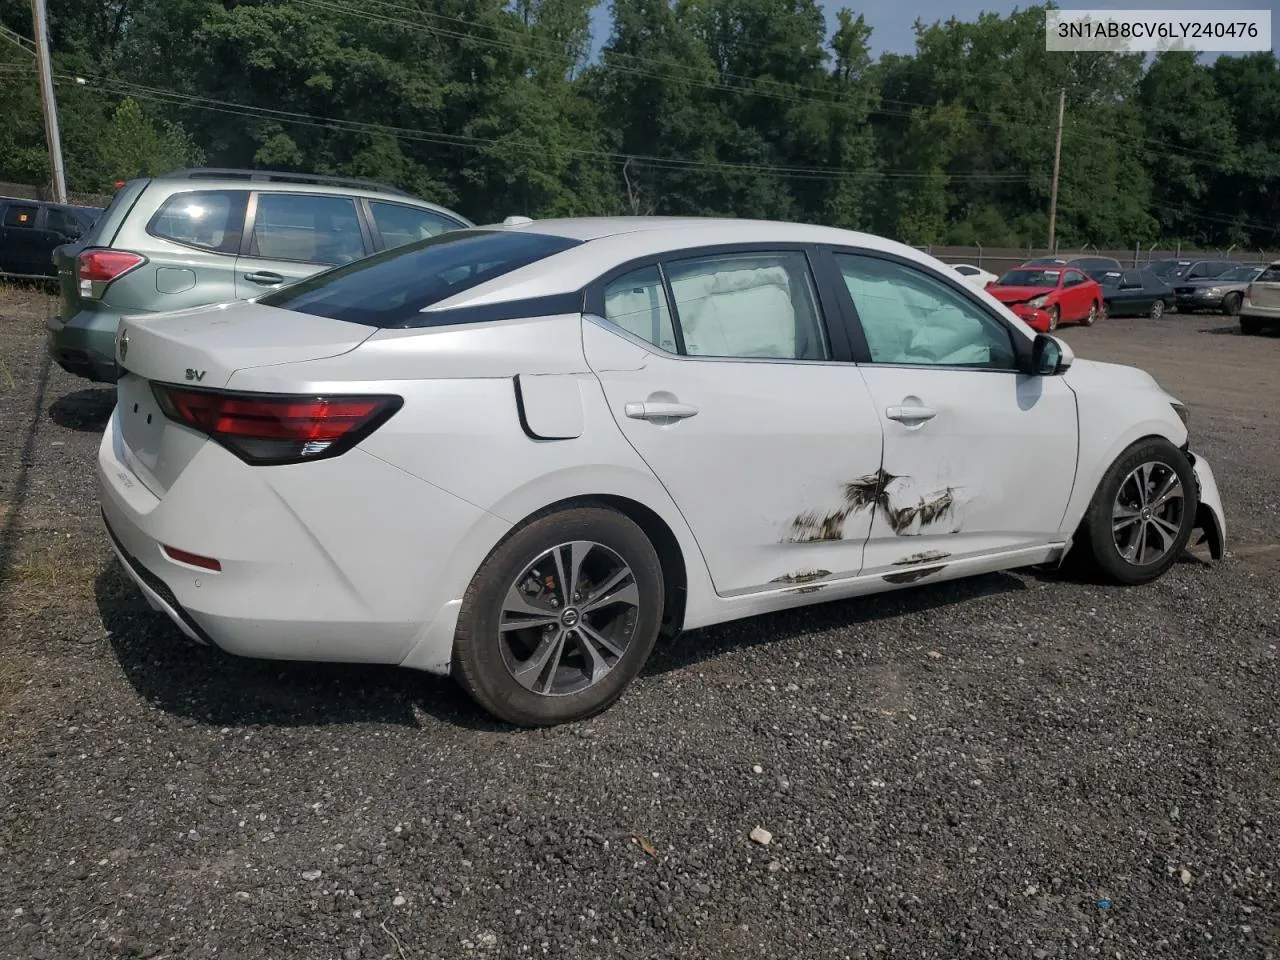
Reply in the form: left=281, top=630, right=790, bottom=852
left=98, top=217, right=1226, bottom=726
left=950, top=262, right=998, bottom=289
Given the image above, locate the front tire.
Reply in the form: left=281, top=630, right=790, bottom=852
left=452, top=506, right=664, bottom=727
left=1074, top=438, right=1198, bottom=586
left=1047, top=305, right=1060, bottom=331
left=1222, top=292, right=1242, bottom=316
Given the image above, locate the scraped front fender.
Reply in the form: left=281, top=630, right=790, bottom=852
left=1189, top=449, right=1226, bottom=561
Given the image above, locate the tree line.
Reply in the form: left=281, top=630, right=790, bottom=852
left=1, top=0, right=1276, bottom=250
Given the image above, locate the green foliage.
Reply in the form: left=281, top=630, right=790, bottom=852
left=0, top=0, right=1275, bottom=249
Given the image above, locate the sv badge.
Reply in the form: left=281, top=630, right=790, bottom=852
left=185, top=368, right=207, bottom=382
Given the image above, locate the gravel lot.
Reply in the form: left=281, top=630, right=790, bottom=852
left=1, top=287, right=1277, bottom=959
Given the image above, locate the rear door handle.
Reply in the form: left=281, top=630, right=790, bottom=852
left=624, top=401, right=699, bottom=421
left=244, top=271, right=285, bottom=286
left=885, top=404, right=937, bottom=423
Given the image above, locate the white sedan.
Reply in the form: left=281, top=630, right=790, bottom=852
left=949, top=262, right=998, bottom=289
left=98, top=217, right=1226, bottom=726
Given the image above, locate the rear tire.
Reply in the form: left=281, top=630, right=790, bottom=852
left=452, top=506, right=664, bottom=727
left=1073, top=438, right=1198, bottom=586
left=1240, top=316, right=1262, bottom=336
left=1082, top=301, right=1099, bottom=326
left=1149, top=299, right=1164, bottom=320
left=1222, top=292, right=1242, bottom=317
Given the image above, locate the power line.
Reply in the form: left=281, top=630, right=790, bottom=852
left=60, top=70, right=1038, bottom=185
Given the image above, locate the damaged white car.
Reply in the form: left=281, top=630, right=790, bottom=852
left=98, top=217, right=1226, bottom=726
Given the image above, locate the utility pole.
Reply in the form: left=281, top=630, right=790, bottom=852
left=1046, top=87, right=1065, bottom=254
left=30, top=0, right=67, bottom=203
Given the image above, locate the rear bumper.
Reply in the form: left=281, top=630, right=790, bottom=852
left=97, top=410, right=502, bottom=673
left=46, top=306, right=127, bottom=382
left=1240, top=301, right=1280, bottom=322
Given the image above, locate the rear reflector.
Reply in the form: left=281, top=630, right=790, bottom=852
left=78, top=249, right=145, bottom=284
left=151, top=384, right=403, bottom=466
left=162, top=545, right=222, bottom=571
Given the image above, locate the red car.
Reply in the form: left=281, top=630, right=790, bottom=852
left=984, top=265, right=1104, bottom=331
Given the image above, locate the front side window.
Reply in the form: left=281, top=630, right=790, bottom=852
left=260, top=229, right=581, bottom=327
left=250, top=194, right=366, bottom=265
left=370, top=201, right=465, bottom=249
left=1064, top=270, right=1086, bottom=287
left=3, top=204, right=37, bottom=228
left=663, top=251, right=830, bottom=360
left=148, top=190, right=243, bottom=253
left=836, top=253, right=1018, bottom=369
left=602, top=265, right=678, bottom=353
left=45, top=208, right=83, bottom=238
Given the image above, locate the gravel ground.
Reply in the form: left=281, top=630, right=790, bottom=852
left=1, top=288, right=1277, bottom=960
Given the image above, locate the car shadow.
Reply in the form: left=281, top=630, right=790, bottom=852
left=98, top=558, right=1038, bottom=731
left=48, top=387, right=116, bottom=431
left=95, top=560, right=513, bottom=734
left=644, top=572, right=1028, bottom=677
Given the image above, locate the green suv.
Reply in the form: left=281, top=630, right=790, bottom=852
left=47, top=167, right=473, bottom=383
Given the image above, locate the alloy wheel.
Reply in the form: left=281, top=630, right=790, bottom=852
left=498, top=541, right=641, bottom=696
left=1150, top=299, right=1164, bottom=320
left=1111, top=462, right=1186, bottom=566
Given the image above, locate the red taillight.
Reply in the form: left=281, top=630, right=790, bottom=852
left=78, top=249, right=145, bottom=284
left=151, top=385, right=403, bottom=465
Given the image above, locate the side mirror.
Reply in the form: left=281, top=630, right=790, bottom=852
left=1028, top=333, right=1073, bottom=375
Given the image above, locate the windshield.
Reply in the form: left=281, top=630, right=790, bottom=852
left=259, top=229, right=582, bottom=327
left=997, top=269, right=1060, bottom=286
left=1149, top=261, right=1188, bottom=278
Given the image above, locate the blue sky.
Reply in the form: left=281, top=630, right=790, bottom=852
left=589, top=0, right=1278, bottom=60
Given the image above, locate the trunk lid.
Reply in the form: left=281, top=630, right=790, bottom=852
left=115, top=300, right=379, bottom=496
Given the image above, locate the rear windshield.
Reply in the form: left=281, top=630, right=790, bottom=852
left=259, top=229, right=582, bottom=327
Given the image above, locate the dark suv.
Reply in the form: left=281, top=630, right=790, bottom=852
left=46, top=168, right=472, bottom=383
left=0, top=197, right=101, bottom=279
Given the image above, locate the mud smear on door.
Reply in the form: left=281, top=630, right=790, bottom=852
left=788, top=469, right=961, bottom=542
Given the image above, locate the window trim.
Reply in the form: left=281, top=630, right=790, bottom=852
left=362, top=197, right=469, bottom=252
left=583, top=242, right=856, bottom=364
left=239, top=190, right=373, bottom=265
left=824, top=245, right=1033, bottom=374
left=144, top=189, right=247, bottom=254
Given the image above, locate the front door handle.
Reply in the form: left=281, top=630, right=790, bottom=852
left=624, top=401, right=699, bottom=421
left=244, top=270, right=285, bottom=286
left=885, top=404, right=937, bottom=424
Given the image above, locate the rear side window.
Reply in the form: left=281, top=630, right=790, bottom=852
left=370, top=201, right=464, bottom=249
left=250, top=193, right=366, bottom=265
left=3, top=204, right=37, bottom=228
left=603, top=266, right=678, bottom=352
left=1257, top=266, right=1280, bottom=283
left=259, top=229, right=582, bottom=327
left=148, top=190, right=245, bottom=253
left=664, top=252, right=830, bottom=360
